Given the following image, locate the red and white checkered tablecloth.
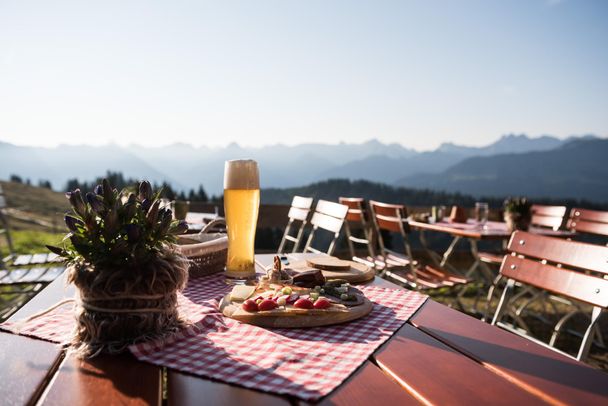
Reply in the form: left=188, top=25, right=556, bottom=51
left=1, top=274, right=427, bottom=401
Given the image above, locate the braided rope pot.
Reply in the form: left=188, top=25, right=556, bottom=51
left=177, top=219, right=228, bottom=278
left=68, top=244, right=189, bottom=358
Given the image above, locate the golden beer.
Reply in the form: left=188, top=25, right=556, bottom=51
left=224, top=160, right=260, bottom=282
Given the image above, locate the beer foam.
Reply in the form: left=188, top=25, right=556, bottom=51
left=224, top=159, right=260, bottom=190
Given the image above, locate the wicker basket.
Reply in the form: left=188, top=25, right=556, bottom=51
left=177, top=219, right=228, bottom=278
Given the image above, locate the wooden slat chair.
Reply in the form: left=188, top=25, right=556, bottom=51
left=369, top=200, right=468, bottom=291
left=0, top=184, right=15, bottom=266
left=541, top=207, right=608, bottom=348
left=301, top=200, right=348, bottom=256
left=0, top=265, right=66, bottom=321
left=479, top=204, right=568, bottom=264
left=491, top=231, right=608, bottom=362
left=568, top=207, right=608, bottom=243
left=338, top=197, right=382, bottom=268
left=277, top=196, right=314, bottom=254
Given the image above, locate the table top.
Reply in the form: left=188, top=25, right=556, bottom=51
left=408, top=219, right=576, bottom=240
left=2, top=253, right=607, bottom=405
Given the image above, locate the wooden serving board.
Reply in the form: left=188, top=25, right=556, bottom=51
left=288, top=259, right=375, bottom=284
left=219, top=295, right=373, bottom=329
left=306, top=257, right=352, bottom=271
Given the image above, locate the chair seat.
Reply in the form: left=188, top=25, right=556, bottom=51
left=352, top=255, right=390, bottom=270
left=385, top=264, right=470, bottom=290
left=479, top=251, right=505, bottom=265
left=352, top=253, right=411, bottom=271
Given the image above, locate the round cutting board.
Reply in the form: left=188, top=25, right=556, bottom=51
left=289, top=259, right=375, bottom=284
left=306, top=257, right=352, bottom=271
left=220, top=295, right=373, bottom=329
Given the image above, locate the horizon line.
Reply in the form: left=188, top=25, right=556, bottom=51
left=1, top=132, right=603, bottom=152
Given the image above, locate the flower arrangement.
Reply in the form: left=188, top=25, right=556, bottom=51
left=503, top=196, right=532, bottom=231
left=48, top=179, right=190, bottom=357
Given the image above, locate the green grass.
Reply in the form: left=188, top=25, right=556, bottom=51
left=0, top=229, right=65, bottom=258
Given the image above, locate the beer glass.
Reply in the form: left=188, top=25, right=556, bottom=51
left=223, top=159, right=260, bottom=284
left=475, top=202, right=489, bottom=229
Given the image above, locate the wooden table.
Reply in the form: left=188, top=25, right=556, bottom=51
left=2, top=253, right=607, bottom=405
left=408, top=219, right=576, bottom=281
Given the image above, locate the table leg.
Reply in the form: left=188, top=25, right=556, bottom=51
left=457, top=239, right=499, bottom=316
left=467, top=240, right=495, bottom=283
left=418, top=230, right=461, bottom=274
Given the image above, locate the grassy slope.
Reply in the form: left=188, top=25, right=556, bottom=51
left=0, top=181, right=67, bottom=256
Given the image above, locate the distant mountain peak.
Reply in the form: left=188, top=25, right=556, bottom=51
left=437, top=133, right=563, bottom=156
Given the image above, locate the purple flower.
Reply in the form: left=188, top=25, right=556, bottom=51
left=169, top=220, right=188, bottom=235
left=159, top=208, right=173, bottom=221
left=146, top=200, right=161, bottom=226
left=125, top=224, right=140, bottom=241
left=141, top=198, right=152, bottom=212
left=86, top=192, right=105, bottom=214
left=65, top=189, right=86, bottom=217
left=138, top=180, right=152, bottom=201
left=94, top=184, right=103, bottom=196
left=102, top=179, right=114, bottom=204
left=64, top=215, right=84, bottom=232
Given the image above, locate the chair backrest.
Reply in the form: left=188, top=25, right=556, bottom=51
left=277, top=196, right=314, bottom=254
left=567, top=207, right=608, bottom=238
left=369, top=200, right=411, bottom=256
left=339, top=197, right=375, bottom=261
left=531, top=204, right=567, bottom=231
left=369, top=200, right=409, bottom=234
left=501, top=231, right=608, bottom=305
left=493, top=231, right=608, bottom=360
left=339, top=197, right=366, bottom=222
left=302, top=200, right=348, bottom=255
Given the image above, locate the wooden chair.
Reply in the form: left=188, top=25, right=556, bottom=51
left=369, top=200, right=468, bottom=291
left=568, top=207, right=608, bottom=242
left=530, top=204, right=568, bottom=230
left=277, top=196, right=314, bottom=254
left=491, top=231, right=608, bottom=361
left=301, top=200, right=348, bottom=256
left=338, top=197, right=381, bottom=267
left=0, top=184, right=15, bottom=266
left=542, top=207, right=608, bottom=348
left=479, top=204, right=567, bottom=265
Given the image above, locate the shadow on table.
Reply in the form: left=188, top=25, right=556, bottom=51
left=421, top=326, right=608, bottom=398
left=55, top=352, right=161, bottom=403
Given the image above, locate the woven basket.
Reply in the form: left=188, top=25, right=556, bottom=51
left=177, top=219, right=228, bottom=278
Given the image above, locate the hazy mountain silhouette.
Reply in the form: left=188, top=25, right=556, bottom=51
left=0, top=134, right=604, bottom=202
left=316, top=134, right=571, bottom=183
left=0, top=142, right=182, bottom=190
left=397, top=138, right=608, bottom=202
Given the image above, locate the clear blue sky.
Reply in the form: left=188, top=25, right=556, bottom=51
left=0, top=0, right=606, bottom=150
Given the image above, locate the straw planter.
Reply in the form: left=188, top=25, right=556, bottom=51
left=67, top=245, right=189, bottom=357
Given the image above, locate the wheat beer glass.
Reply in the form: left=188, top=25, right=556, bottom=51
left=223, top=159, right=260, bottom=283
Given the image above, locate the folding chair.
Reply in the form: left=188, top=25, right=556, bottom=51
left=0, top=185, right=15, bottom=266
left=369, top=200, right=468, bottom=291
left=542, top=208, right=608, bottom=348
left=568, top=207, right=608, bottom=243
left=338, top=197, right=380, bottom=267
left=302, top=200, right=348, bottom=256
left=277, top=196, right=314, bottom=254
left=491, top=231, right=608, bottom=362
left=479, top=204, right=568, bottom=265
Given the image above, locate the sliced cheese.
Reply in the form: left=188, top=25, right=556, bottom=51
left=229, top=285, right=256, bottom=302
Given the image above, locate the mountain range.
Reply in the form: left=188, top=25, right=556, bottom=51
left=0, top=134, right=605, bottom=202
